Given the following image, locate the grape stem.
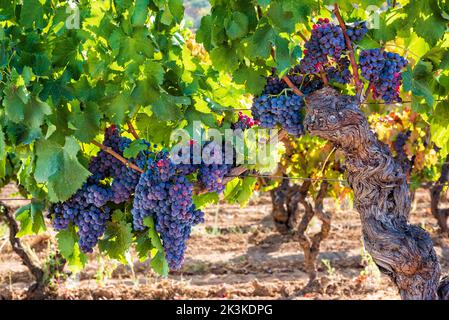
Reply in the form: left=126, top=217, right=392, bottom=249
left=296, top=30, right=309, bottom=42
left=91, top=140, right=144, bottom=173
left=319, top=66, right=329, bottom=85
left=333, top=3, right=363, bottom=100
left=127, top=121, right=140, bottom=140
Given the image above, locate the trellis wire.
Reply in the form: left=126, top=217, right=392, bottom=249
left=1, top=177, right=448, bottom=202
left=213, top=99, right=449, bottom=112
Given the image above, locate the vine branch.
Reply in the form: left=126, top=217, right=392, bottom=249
left=91, top=141, right=144, bottom=173
left=127, top=121, right=140, bottom=140
left=333, top=3, right=363, bottom=99
left=0, top=202, right=45, bottom=296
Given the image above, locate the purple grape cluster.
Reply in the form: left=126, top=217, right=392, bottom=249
left=251, top=94, right=305, bottom=136
left=359, top=49, right=408, bottom=103
left=75, top=206, right=110, bottom=253
left=50, top=126, right=147, bottom=253
left=262, top=68, right=304, bottom=95
left=346, top=21, right=367, bottom=42
left=326, top=57, right=352, bottom=84
left=197, top=141, right=233, bottom=193
left=300, top=18, right=346, bottom=73
left=132, top=152, right=204, bottom=270
left=231, top=112, right=259, bottom=131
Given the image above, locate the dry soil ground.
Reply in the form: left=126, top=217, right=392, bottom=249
left=0, top=183, right=448, bottom=300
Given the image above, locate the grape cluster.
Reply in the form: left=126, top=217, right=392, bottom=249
left=300, top=18, right=346, bottom=73
left=326, top=57, right=352, bottom=84
left=251, top=93, right=305, bottom=136
left=197, top=141, right=234, bottom=193
left=346, top=21, right=367, bottom=42
left=132, top=151, right=204, bottom=270
left=262, top=68, right=304, bottom=95
left=393, top=131, right=411, bottom=156
left=232, top=112, right=259, bottom=131
left=359, top=49, right=408, bottom=103
left=50, top=126, right=146, bottom=253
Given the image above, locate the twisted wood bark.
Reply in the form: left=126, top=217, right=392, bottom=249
left=270, top=179, right=331, bottom=288
left=0, top=202, right=46, bottom=298
left=304, top=87, right=448, bottom=300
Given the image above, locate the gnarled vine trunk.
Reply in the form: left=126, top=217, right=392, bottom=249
left=270, top=179, right=331, bottom=289
left=304, top=87, right=448, bottom=300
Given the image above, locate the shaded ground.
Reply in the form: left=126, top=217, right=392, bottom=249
left=0, top=184, right=448, bottom=300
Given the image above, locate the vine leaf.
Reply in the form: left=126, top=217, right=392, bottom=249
left=249, top=20, right=275, bottom=59
left=193, top=192, right=219, bottom=209
left=151, top=94, right=189, bottom=121
left=56, top=225, right=87, bottom=272
left=131, top=0, right=149, bottom=27
left=99, top=210, right=133, bottom=263
left=136, top=233, right=153, bottom=262
left=225, top=12, right=249, bottom=40
left=15, top=201, right=46, bottom=237
left=143, top=216, right=169, bottom=276
left=123, top=139, right=148, bottom=159
left=20, top=0, right=45, bottom=29
left=69, top=102, right=102, bottom=143
left=34, top=137, right=90, bottom=202
left=210, top=46, right=240, bottom=73
left=430, top=102, right=449, bottom=158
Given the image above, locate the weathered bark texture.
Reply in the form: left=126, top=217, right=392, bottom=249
left=270, top=177, right=298, bottom=233
left=304, top=87, right=448, bottom=300
left=296, top=180, right=331, bottom=287
left=0, top=202, right=46, bottom=299
left=430, top=154, right=449, bottom=233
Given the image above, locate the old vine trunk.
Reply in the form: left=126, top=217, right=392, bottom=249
left=304, top=87, right=448, bottom=300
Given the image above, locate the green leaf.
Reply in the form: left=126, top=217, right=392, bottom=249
left=233, top=65, right=266, bottom=95
left=196, top=15, right=212, bottom=51
left=136, top=233, right=153, bottom=262
left=274, top=36, right=292, bottom=74
left=15, top=201, right=46, bottom=237
left=135, top=112, right=174, bottom=145
left=225, top=12, right=249, bottom=40
left=69, top=102, right=102, bottom=143
left=104, top=91, right=132, bottom=125
left=414, top=15, right=447, bottom=46
left=143, top=216, right=169, bottom=276
left=236, top=177, right=257, bottom=205
left=151, top=251, right=169, bottom=275
left=3, top=85, right=29, bottom=123
left=210, top=46, right=239, bottom=73
left=35, top=137, right=91, bottom=202
left=122, top=139, right=147, bottom=158
left=193, top=192, right=219, bottom=209
left=151, top=94, right=189, bottom=121
left=249, top=21, right=275, bottom=59
left=99, top=210, right=133, bottom=263
left=143, top=61, right=165, bottom=86
left=267, top=2, right=295, bottom=33
left=23, top=96, right=52, bottom=130
left=223, top=177, right=241, bottom=201
left=20, top=0, right=45, bottom=29
left=430, top=102, right=449, bottom=157
left=57, top=225, right=87, bottom=273
left=131, top=0, right=149, bottom=27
